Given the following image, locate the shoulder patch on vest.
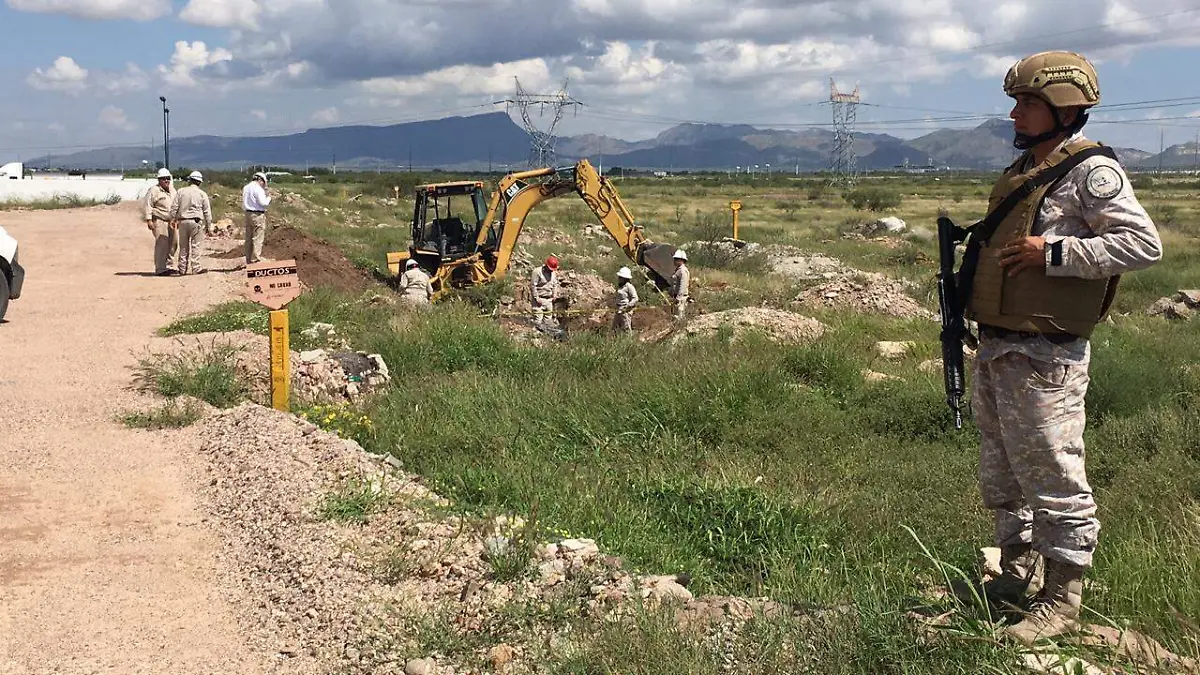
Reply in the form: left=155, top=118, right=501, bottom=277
left=1085, top=165, right=1122, bottom=199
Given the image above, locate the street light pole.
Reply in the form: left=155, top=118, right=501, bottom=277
left=159, top=96, right=170, bottom=170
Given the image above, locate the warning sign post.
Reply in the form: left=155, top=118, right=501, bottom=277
left=243, top=260, right=301, bottom=411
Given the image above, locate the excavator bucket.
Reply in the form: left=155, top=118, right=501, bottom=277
left=639, top=242, right=678, bottom=288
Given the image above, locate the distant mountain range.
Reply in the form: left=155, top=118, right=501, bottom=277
left=25, top=111, right=1195, bottom=173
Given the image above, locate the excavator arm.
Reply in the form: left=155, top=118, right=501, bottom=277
left=485, top=159, right=675, bottom=286
left=387, top=159, right=675, bottom=299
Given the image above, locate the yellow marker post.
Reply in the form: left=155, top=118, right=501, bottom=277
left=730, top=200, right=743, bottom=240
left=244, top=259, right=301, bottom=412
left=269, top=309, right=290, bottom=411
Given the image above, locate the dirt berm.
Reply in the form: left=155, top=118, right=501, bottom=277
left=216, top=224, right=379, bottom=295
left=672, top=308, right=826, bottom=344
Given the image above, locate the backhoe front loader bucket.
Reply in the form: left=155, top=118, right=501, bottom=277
left=639, top=242, right=678, bottom=288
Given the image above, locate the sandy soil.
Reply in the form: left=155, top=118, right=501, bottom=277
left=0, top=203, right=270, bottom=674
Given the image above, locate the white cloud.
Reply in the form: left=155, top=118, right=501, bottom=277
left=26, top=56, right=89, bottom=93
left=361, top=58, right=554, bottom=100
left=158, top=40, right=234, bottom=87
left=6, top=0, right=171, bottom=21
left=179, top=0, right=261, bottom=30
left=98, top=106, right=135, bottom=132
left=47, top=122, right=66, bottom=133
left=251, top=109, right=268, bottom=120
left=99, top=63, right=150, bottom=95
left=312, top=107, right=340, bottom=125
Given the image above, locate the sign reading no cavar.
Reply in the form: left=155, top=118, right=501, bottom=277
left=244, top=259, right=301, bottom=310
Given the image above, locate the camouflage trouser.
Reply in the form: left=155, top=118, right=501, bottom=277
left=972, top=352, right=1098, bottom=568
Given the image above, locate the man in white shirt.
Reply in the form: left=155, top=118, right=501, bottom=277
left=242, top=172, right=271, bottom=265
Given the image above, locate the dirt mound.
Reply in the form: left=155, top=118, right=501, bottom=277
left=672, top=308, right=826, bottom=344
left=794, top=272, right=934, bottom=320
left=217, top=224, right=378, bottom=295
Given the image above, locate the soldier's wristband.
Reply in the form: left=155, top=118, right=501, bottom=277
left=1050, top=240, right=1064, bottom=267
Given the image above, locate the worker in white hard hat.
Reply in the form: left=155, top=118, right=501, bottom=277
left=611, top=266, right=638, bottom=333
left=170, top=170, right=213, bottom=275
left=398, top=258, right=434, bottom=305
left=670, top=249, right=690, bottom=321
left=242, top=171, right=272, bottom=266
left=142, top=167, right=178, bottom=276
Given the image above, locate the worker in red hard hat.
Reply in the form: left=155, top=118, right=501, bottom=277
left=530, top=255, right=560, bottom=328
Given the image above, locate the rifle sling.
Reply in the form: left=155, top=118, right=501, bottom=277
left=969, top=145, right=1117, bottom=245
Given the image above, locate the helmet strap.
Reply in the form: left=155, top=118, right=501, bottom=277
left=1013, top=102, right=1088, bottom=150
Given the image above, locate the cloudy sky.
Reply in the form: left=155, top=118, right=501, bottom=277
left=2, top=0, right=1199, bottom=162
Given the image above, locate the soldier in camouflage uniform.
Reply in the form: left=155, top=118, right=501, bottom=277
left=969, top=51, right=1162, bottom=644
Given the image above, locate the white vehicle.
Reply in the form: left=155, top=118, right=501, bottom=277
left=0, top=225, right=24, bottom=322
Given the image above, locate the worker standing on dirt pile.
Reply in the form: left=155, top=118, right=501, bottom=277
left=142, top=168, right=178, bottom=276
left=611, top=266, right=638, bottom=333
left=398, top=259, right=433, bottom=305
left=669, top=249, right=690, bottom=321
left=242, top=172, right=271, bottom=266
left=961, top=51, right=1162, bottom=646
left=530, top=255, right=559, bottom=327
left=170, top=171, right=212, bottom=275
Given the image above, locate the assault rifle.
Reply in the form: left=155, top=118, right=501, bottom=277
left=937, top=215, right=972, bottom=430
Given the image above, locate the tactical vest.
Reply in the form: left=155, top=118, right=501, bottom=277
left=968, top=139, right=1118, bottom=338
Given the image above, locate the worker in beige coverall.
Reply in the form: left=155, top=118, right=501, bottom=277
left=170, top=171, right=213, bottom=275
left=398, top=259, right=433, bottom=305
left=530, top=255, right=559, bottom=328
left=142, top=168, right=177, bottom=276
left=669, top=249, right=690, bottom=321
left=967, top=51, right=1162, bottom=645
left=611, top=266, right=638, bottom=333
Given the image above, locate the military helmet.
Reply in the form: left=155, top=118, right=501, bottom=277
left=1004, top=51, right=1100, bottom=109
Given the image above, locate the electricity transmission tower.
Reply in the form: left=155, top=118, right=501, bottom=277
left=497, top=77, right=582, bottom=168
left=827, top=77, right=861, bottom=186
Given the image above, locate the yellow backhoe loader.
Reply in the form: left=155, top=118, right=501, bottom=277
left=385, top=159, right=677, bottom=300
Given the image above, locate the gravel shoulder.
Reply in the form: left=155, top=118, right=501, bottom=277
left=0, top=203, right=270, bottom=674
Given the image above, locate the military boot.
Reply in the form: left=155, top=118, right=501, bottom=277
left=984, top=543, right=1044, bottom=607
left=1002, top=558, right=1084, bottom=645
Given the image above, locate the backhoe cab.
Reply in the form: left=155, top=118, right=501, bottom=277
left=387, top=159, right=677, bottom=301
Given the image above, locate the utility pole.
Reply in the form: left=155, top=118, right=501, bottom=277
left=159, top=96, right=170, bottom=171
left=1157, top=129, right=1164, bottom=175
left=826, top=77, right=861, bottom=186
left=496, top=77, right=582, bottom=167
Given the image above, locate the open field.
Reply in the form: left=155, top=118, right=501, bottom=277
left=151, top=169, right=1200, bottom=672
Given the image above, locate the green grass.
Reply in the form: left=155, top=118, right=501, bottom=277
left=165, top=173, right=1200, bottom=671
left=133, top=341, right=249, bottom=408
left=0, top=193, right=122, bottom=210
left=319, top=477, right=388, bottom=523
left=120, top=398, right=204, bottom=429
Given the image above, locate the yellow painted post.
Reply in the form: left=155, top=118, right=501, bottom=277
left=269, top=309, right=290, bottom=411
left=730, top=200, right=743, bottom=240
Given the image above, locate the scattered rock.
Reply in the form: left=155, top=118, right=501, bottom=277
left=874, top=216, right=907, bottom=234
left=209, top=217, right=238, bottom=238
left=918, top=359, right=942, bottom=374
left=1148, top=290, right=1200, bottom=320
left=875, top=341, right=915, bottom=360
left=405, top=658, right=436, bottom=675
left=301, top=322, right=337, bottom=343
left=640, top=574, right=694, bottom=604
left=1022, top=652, right=1104, bottom=675
left=294, top=350, right=390, bottom=404
left=794, top=272, right=935, bottom=320
left=488, top=643, right=515, bottom=670
left=671, top=307, right=826, bottom=344
left=768, top=250, right=846, bottom=281
left=863, top=370, right=903, bottom=384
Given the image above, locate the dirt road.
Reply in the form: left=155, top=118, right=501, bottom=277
left=0, top=204, right=267, bottom=674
